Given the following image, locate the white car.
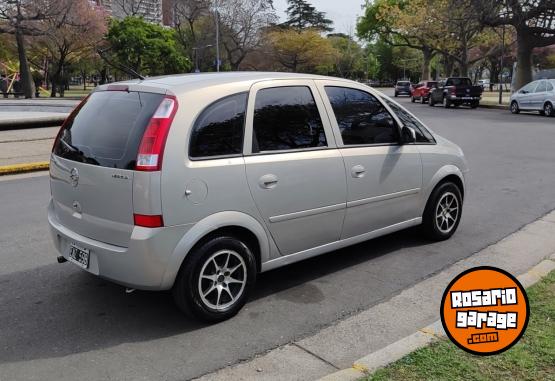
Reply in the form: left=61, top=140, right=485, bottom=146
left=510, top=79, right=555, bottom=116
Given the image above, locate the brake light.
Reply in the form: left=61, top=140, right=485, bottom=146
left=450, top=86, right=457, bottom=95
left=134, top=214, right=164, bottom=228
left=135, top=95, right=178, bottom=171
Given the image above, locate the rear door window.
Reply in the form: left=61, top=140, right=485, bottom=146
left=53, top=91, right=164, bottom=169
left=252, top=86, right=327, bottom=153
left=535, top=81, right=547, bottom=93
left=189, top=93, right=247, bottom=158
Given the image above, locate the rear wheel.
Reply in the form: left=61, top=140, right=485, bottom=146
left=544, top=102, right=554, bottom=117
left=429, top=97, right=435, bottom=106
left=411, top=96, right=416, bottom=103
left=394, top=92, right=398, bottom=97
left=421, top=96, right=426, bottom=104
left=173, top=236, right=257, bottom=322
left=510, top=101, right=520, bottom=114
left=443, top=96, right=451, bottom=108
left=422, top=182, right=463, bottom=241
left=470, top=101, right=479, bottom=109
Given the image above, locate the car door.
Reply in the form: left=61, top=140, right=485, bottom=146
left=517, top=81, right=538, bottom=110
left=316, top=81, right=423, bottom=239
left=243, top=80, right=347, bottom=256
left=531, top=80, right=547, bottom=110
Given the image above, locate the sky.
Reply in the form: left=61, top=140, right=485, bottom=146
left=272, top=0, right=365, bottom=35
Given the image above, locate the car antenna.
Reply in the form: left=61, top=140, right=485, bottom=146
left=97, top=47, right=146, bottom=81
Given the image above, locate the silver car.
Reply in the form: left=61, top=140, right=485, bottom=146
left=510, top=79, right=555, bottom=116
left=48, top=73, right=468, bottom=322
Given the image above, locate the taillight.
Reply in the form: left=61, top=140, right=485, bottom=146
left=450, top=86, right=457, bottom=95
left=135, top=95, right=178, bottom=171
left=134, top=214, right=164, bottom=228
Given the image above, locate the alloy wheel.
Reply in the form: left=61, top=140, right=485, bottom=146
left=198, top=249, right=247, bottom=310
left=435, top=191, right=459, bottom=234
left=545, top=103, right=553, bottom=116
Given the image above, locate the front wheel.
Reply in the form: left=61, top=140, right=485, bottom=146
left=470, top=101, right=479, bottom=109
left=422, top=182, right=463, bottom=241
left=173, top=236, right=257, bottom=322
left=510, top=101, right=520, bottom=114
left=394, top=92, right=398, bottom=97
left=544, top=102, right=554, bottom=117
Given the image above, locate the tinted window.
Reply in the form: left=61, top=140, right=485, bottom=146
left=383, top=99, right=435, bottom=143
left=53, top=91, right=164, bottom=169
left=189, top=93, right=247, bottom=158
left=535, top=81, right=547, bottom=93
left=426, top=81, right=438, bottom=88
left=397, top=81, right=410, bottom=86
left=446, top=78, right=472, bottom=86
left=325, top=87, right=398, bottom=145
left=547, top=81, right=554, bottom=92
left=253, top=86, right=326, bottom=152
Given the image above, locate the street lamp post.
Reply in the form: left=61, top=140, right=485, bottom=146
left=192, top=45, right=213, bottom=73
left=498, top=23, right=505, bottom=104
left=214, top=0, right=220, bottom=72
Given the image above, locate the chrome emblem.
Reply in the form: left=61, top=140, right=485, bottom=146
left=72, top=200, right=82, bottom=213
left=70, top=168, right=79, bottom=187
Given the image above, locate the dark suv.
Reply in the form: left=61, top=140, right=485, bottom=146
left=395, top=81, right=411, bottom=97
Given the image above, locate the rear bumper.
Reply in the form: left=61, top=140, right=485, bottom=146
left=48, top=200, right=190, bottom=290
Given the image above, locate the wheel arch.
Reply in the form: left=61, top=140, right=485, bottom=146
left=424, top=165, right=466, bottom=206
left=160, top=211, right=271, bottom=289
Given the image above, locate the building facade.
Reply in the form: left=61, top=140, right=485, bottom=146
left=94, top=0, right=163, bottom=24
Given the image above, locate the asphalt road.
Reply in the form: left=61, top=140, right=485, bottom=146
left=2, top=96, right=555, bottom=380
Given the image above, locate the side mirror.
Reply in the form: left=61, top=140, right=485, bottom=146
left=401, top=126, right=416, bottom=144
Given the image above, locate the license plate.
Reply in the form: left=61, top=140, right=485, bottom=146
left=68, top=243, right=90, bottom=269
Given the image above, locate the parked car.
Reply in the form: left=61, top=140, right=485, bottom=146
left=477, top=79, right=490, bottom=90
left=394, top=80, right=412, bottom=97
left=411, top=80, right=438, bottom=104
left=429, top=77, right=483, bottom=108
left=48, top=73, right=468, bottom=322
left=510, top=79, right=555, bottom=116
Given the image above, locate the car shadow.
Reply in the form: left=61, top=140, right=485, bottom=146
left=0, top=227, right=431, bottom=364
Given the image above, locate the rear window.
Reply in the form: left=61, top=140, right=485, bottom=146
left=426, top=82, right=438, bottom=87
left=53, top=91, right=164, bottom=169
left=397, top=82, right=410, bottom=86
left=446, top=78, right=472, bottom=86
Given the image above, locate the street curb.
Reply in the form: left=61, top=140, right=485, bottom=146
left=0, top=161, right=49, bottom=176
left=0, top=115, right=67, bottom=130
left=479, top=103, right=508, bottom=110
left=319, top=258, right=555, bottom=381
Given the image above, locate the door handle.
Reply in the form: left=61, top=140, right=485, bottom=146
left=351, top=165, right=366, bottom=178
left=259, top=174, right=278, bottom=189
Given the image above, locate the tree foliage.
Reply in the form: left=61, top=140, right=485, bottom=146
left=281, top=0, right=333, bottom=32
left=106, top=16, right=191, bottom=76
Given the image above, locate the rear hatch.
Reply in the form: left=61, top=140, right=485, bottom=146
left=50, top=89, right=166, bottom=247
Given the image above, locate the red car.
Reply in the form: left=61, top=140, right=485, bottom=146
left=411, top=81, right=438, bottom=103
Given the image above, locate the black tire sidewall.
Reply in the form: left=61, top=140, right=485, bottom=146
left=423, top=182, right=463, bottom=241
left=510, top=101, right=519, bottom=114
left=173, top=236, right=257, bottom=322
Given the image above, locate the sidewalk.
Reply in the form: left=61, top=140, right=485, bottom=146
left=0, top=126, right=58, bottom=167
left=195, top=210, right=555, bottom=381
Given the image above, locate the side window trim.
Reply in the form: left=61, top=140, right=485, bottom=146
left=188, top=91, right=249, bottom=161
left=382, top=97, right=437, bottom=145
left=243, top=80, right=338, bottom=156
left=316, top=82, right=403, bottom=148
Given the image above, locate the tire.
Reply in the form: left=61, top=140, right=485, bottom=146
left=429, top=97, right=435, bottom=107
left=172, top=236, right=257, bottom=323
left=443, top=96, right=451, bottom=108
left=470, top=101, right=479, bottom=109
left=411, top=96, right=416, bottom=103
left=510, top=101, right=520, bottom=114
left=421, top=96, right=426, bottom=104
left=543, top=102, right=554, bottom=117
left=394, top=92, right=398, bottom=97
left=422, top=182, right=463, bottom=241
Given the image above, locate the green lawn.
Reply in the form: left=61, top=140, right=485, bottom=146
left=364, top=270, right=555, bottom=381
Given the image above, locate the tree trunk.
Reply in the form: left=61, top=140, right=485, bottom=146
left=421, top=47, right=433, bottom=80
left=514, top=31, right=533, bottom=90
left=15, top=27, right=35, bottom=99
